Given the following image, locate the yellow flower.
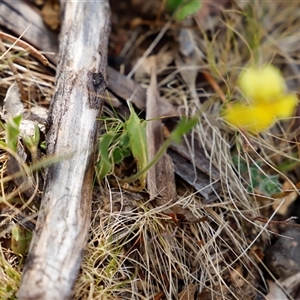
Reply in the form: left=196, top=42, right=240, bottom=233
left=224, top=103, right=275, bottom=134
left=271, top=94, right=298, bottom=118
left=223, top=65, right=298, bottom=134
left=238, top=65, right=286, bottom=104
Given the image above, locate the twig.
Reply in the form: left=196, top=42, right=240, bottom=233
left=202, top=70, right=227, bottom=103
left=0, top=31, right=49, bottom=66
left=253, top=216, right=300, bottom=229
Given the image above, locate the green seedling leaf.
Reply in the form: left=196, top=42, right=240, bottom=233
left=167, top=0, right=202, bottom=20
left=112, top=146, right=131, bottom=164
left=249, top=165, right=260, bottom=190
left=40, top=141, right=46, bottom=150
left=170, top=116, right=199, bottom=143
left=22, top=124, right=41, bottom=157
left=119, top=131, right=130, bottom=149
left=112, top=147, right=123, bottom=164
left=126, top=103, right=148, bottom=187
left=259, top=175, right=281, bottom=196
left=176, top=1, right=202, bottom=20
left=233, top=155, right=282, bottom=196
left=232, top=155, right=248, bottom=174
left=98, top=133, right=116, bottom=179
left=6, top=115, right=22, bottom=151
left=113, top=132, right=131, bottom=163
left=167, top=0, right=182, bottom=11
left=11, top=225, right=32, bottom=255
left=120, top=115, right=198, bottom=185
left=33, top=124, right=40, bottom=146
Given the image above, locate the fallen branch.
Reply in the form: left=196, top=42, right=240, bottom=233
left=17, top=2, right=110, bottom=299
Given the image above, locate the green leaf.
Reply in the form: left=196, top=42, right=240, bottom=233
left=97, top=133, right=116, bottom=179
left=112, top=146, right=131, bottom=164
left=22, top=124, right=41, bottom=152
left=234, top=157, right=282, bottom=196
left=167, top=0, right=182, bottom=11
left=176, top=1, right=202, bottom=20
left=40, top=141, right=46, bottom=150
left=119, top=132, right=130, bottom=149
left=120, top=115, right=198, bottom=185
left=6, top=115, right=22, bottom=151
left=112, top=147, right=123, bottom=164
left=33, top=124, right=40, bottom=146
left=232, top=155, right=248, bottom=174
left=11, top=225, right=32, bottom=255
left=125, top=103, right=148, bottom=186
left=167, top=0, right=202, bottom=20
left=110, top=132, right=131, bottom=164
left=259, top=175, right=281, bottom=196
left=170, top=116, right=198, bottom=143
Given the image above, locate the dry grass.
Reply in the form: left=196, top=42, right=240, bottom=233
left=1, top=0, right=300, bottom=299
left=0, top=39, right=55, bottom=299
left=74, top=1, right=300, bottom=299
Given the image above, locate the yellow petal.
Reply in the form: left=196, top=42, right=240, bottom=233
left=223, top=103, right=276, bottom=134
left=238, top=65, right=286, bottom=104
left=272, top=94, right=298, bottom=118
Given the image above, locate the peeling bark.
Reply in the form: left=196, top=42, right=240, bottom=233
left=17, top=2, right=110, bottom=299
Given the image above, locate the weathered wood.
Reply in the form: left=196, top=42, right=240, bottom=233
left=146, top=67, right=201, bottom=222
left=17, top=2, right=110, bottom=299
left=107, top=66, right=147, bottom=109
left=146, top=67, right=177, bottom=201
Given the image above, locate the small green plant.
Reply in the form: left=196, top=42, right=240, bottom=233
left=4, top=115, right=22, bottom=152
left=96, top=103, right=145, bottom=184
left=96, top=103, right=198, bottom=189
left=167, top=0, right=202, bottom=20
left=11, top=225, right=32, bottom=256
left=22, top=124, right=41, bottom=162
left=2, top=115, right=43, bottom=159
left=232, top=155, right=281, bottom=196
